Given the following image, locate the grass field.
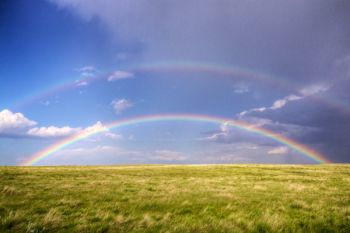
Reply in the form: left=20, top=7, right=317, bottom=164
left=0, top=165, right=349, bottom=232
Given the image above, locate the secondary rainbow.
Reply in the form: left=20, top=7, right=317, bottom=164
left=13, top=61, right=295, bottom=110
left=13, top=61, right=350, bottom=115
left=21, top=114, right=330, bottom=166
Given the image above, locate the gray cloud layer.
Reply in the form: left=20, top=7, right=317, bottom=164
left=49, top=0, right=350, bottom=162
left=50, top=0, right=350, bottom=82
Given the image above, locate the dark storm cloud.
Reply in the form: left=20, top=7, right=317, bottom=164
left=50, top=0, right=350, bottom=83
left=245, top=85, right=350, bottom=162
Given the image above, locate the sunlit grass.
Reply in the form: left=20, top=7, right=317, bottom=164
left=1, top=164, right=349, bottom=232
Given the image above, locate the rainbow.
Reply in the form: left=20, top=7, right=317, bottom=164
left=13, top=61, right=295, bottom=110
left=134, top=62, right=350, bottom=114
left=132, top=61, right=294, bottom=90
left=13, top=61, right=350, bottom=115
left=20, top=114, right=330, bottom=166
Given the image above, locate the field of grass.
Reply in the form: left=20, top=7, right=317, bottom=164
left=0, top=165, right=349, bottom=232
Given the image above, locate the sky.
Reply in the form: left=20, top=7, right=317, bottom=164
left=0, top=0, right=349, bottom=165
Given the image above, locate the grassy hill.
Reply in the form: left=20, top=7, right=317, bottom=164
left=1, top=165, right=349, bottom=232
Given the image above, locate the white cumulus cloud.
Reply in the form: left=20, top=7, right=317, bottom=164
left=27, top=126, right=81, bottom=138
left=0, top=109, right=123, bottom=140
left=83, top=121, right=108, bottom=134
left=0, top=109, right=37, bottom=133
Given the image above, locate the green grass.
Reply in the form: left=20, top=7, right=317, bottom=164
left=0, top=164, right=349, bottom=232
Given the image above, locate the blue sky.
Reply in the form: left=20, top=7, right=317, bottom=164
left=1, top=0, right=350, bottom=165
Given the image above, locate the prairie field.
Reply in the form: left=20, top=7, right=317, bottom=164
left=0, top=164, right=349, bottom=233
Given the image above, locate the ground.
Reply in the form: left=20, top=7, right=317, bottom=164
left=0, top=164, right=349, bottom=232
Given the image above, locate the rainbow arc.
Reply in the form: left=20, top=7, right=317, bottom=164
left=21, top=114, right=330, bottom=166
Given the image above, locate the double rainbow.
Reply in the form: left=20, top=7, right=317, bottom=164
left=21, top=114, right=330, bottom=166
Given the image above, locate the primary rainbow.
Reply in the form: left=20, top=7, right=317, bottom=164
left=21, top=114, right=330, bottom=166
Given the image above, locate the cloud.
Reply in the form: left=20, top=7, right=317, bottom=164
left=0, top=109, right=126, bottom=145
left=111, top=99, right=133, bottom=114
left=53, top=148, right=187, bottom=164
left=27, top=126, right=81, bottom=138
left=232, top=83, right=250, bottom=94
left=77, top=66, right=96, bottom=73
left=80, top=72, right=95, bottom=77
left=202, top=121, right=272, bottom=146
left=25, top=121, right=121, bottom=139
left=270, top=95, right=302, bottom=110
left=0, top=109, right=119, bottom=140
left=48, top=0, right=350, bottom=85
left=0, top=109, right=37, bottom=134
left=81, top=121, right=124, bottom=141
left=59, top=145, right=123, bottom=156
left=202, top=122, right=231, bottom=142
left=82, top=121, right=107, bottom=134
left=74, top=66, right=97, bottom=86
left=26, top=121, right=110, bottom=139
left=239, top=83, right=329, bottom=116
left=268, top=146, right=289, bottom=154
left=14, top=0, right=350, bottom=164
left=202, top=153, right=254, bottom=164
left=77, top=66, right=97, bottom=77
left=299, top=83, right=331, bottom=96
left=202, top=115, right=316, bottom=150
left=239, top=107, right=266, bottom=117
left=191, top=142, right=293, bottom=164
left=45, top=145, right=125, bottom=165
left=105, top=132, right=123, bottom=140
left=116, top=52, right=129, bottom=61
left=237, top=81, right=350, bottom=162
left=42, top=145, right=145, bottom=165
left=204, top=118, right=279, bottom=143
left=151, top=150, right=187, bottom=162
left=75, top=80, right=89, bottom=87
left=334, top=54, right=350, bottom=81
left=40, top=100, right=50, bottom=106
left=26, top=121, right=109, bottom=139
left=107, top=71, right=134, bottom=81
